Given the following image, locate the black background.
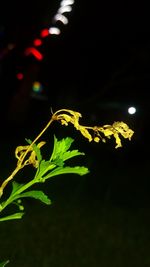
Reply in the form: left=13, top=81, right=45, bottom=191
left=1, top=1, right=150, bottom=266
left=0, top=0, right=150, bottom=207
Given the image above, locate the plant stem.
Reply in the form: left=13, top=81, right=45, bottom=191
left=1, top=179, right=37, bottom=211
left=0, top=117, right=54, bottom=197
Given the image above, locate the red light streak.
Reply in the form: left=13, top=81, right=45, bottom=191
left=25, top=47, right=43, bottom=61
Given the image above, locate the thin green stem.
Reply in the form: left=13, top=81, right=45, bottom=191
left=1, top=179, right=37, bottom=212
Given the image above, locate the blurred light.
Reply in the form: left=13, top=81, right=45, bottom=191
left=7, top=43, right=15, bottom=50
left=54, top=14, right=68, bottom=24
left=33, top=38, right=42, bottom=46
left=128, top=106, right=136, bottom=115
left=58, top=6, right=72, bottom=13
left=25, top=47, right=43, bottom=61
left=0, top=43, right=16, bottom=59
left=32, top=81, right=43, bottom=93
left=16, top=73, right=24, bottom=80
left=60, top=0, right=74, bottom=6
left=49, top=27, right=61, bottom=35
left=40, top=28, right=49, bottom=38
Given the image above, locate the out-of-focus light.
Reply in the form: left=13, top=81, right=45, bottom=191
left=128, top=106, right=136, bottom=115
left=58, top=6, right=72, bottom=13
left=54, top=14, right=68, bottom=24
left=40, top=28, right=49, bottom=38
left=7, top=43, right=15, bottom=50
left=32, top=81, right=43, bottom=93
left=33, top=38, right=42, bottom=46
left=49, top=27, right=61, bottom=35
left=25, top=47, right=43, bottom=61
left=60, top=0, right=74, bottom=6
left=16, top=73, right=24, bottom=80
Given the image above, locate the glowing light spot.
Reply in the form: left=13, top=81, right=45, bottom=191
left=25, top=47, right=43, bottom=61
left=33, top=38, right=42, bottom=46
left=32, top=81, right=43, bottom=93
left=49, top=27, right=61, bottom=35
left=16, top=73, right=24, bottom=80
left=128, top=106, right=136, bottom=115
left=40, top=28, right=49, bottom=38
left=54, top=14, right=68, bottom=24
left=58, top=6, right=72, bottom=13
left=60, top=0, right=74, bottom=6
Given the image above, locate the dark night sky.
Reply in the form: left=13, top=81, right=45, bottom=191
left=1, top=1, right=150, bottom=88
left=1, top=6, right=150, bottom=267
left=0, top=0, right=150, bottom=157
left=1, top=1, right=150, bottom=93
left=0, top=0, right=150, bottom=209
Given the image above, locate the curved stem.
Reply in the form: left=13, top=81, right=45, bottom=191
left=0, top=117, right=54, bottom=198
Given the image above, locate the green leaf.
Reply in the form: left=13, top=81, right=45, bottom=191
left=25, top=138, right=42, bottom=162
left=52, top=158, right=64, bottom=167
left=43, top=166, right=89, bottom=179
left=11, top=181, right=24, bottom=194
left=18, top=190, right=51, bottom=205
left=50, top=136, right=85, bottom=163
left=0, top=212, right=24, bottom=222
left=34, top=136, right=88, bottom=181
left=50, top=136, right=74, bottom=162
left=25, top=138, right=32, bottom=144
left=60, top=150, right=85, bottom=162
left=0, top=260, right=10, bottom=267
left=38, top=160, right=56, bottom=178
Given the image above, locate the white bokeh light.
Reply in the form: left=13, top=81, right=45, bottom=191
left=58, top=6, right=72, bottom=13
left=60, top=0, right=74, bottom=6
left=54, top=14, right=69, bottom=24
left=49, top=27, right=61, bottom=35
left=128, top=106, right=136, bottom=115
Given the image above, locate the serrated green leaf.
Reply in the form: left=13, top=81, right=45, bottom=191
left=43, top=166, right=89, bottom=179
left=0, top=212, right=24, bottom=222
left=60, top=150, right=85, bottom=161
left=0, top=260, right=10, bottom=267
left=49, top=136, right=85, bottom=164
left=50, top=136, right=74, bottom=162
left=18, top=190, right=51, bottom=205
